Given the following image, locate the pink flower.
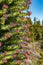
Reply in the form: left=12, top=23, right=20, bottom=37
left=23, top=2, right=26, bottom=7
left=24, top=58, right=30, bottom=65
left=11, top=23, right=16, bottom=27
left=28, top=12, right=32, bottom=16
left=25, top=37, right=30, bottom=42
left=17, top=50, right=21, bottom=54
left=26, top=31, right=31, bottom=34
left=0, top=42, right=2, bottom=47
left=21, top=17, right=25, bottom=20
left=24, top=25, right=28, bottom=29
left=20, top=43, right=24, bottom=48
left=28, top=1, right=32, bottom=4
left=24, top=59, right=28, bottom=64
left=23, top=52, right=27, bottom=56
left=27, top=51, right=31, bottom=55
left=3, top=14, right=8, bottom=18
left=2, top=59, right=7, bottom=63
left=3, top=4, right=8, bottom=9
left=16, top=30, right=20, bottom=33
left=19, top=9, right=22, bottom=13
left=28, top=24, right=31, bottom=27
left=3, top=51, right=7, bottom=56
left=6, top=33, right=11, bottom=39
left=13, top=54, right=17, bottom=58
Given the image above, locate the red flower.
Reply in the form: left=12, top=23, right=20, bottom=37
left=2, top=59, right=7, bottom=63
left=3, top=4, right=8, bottom=9
left=3, top=51, right=7, bottom=56
left=0, top=42, right=2, bottom=47
left=17, top=60, right=21, bottom=64
left=17, top=50, right=21, bottom=54
left=6, top=33, right=11, bottom=39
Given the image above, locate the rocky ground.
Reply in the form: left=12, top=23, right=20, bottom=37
left=30, top=41, right=43, bottom=65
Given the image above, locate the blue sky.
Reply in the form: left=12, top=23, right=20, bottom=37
left=30, top=0, right=43, bottom=21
